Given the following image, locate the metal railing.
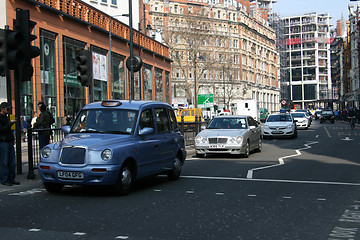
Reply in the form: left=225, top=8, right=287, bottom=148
left=26, top=126, right=66, bottom=179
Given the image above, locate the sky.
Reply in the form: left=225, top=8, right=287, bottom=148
left=272, top=0, right=351, bottom=28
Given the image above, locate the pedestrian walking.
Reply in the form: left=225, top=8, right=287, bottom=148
left=0, top=102, right=20, bottom=186
left=33, top=104, right=55, bottom=151
left=20, top=116, right=27, bottom=142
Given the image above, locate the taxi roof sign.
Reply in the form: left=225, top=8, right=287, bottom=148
left=101, top=100, right=122, bottom=107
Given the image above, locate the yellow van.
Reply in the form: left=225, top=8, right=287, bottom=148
left=176, top=108, right=203, bottom=122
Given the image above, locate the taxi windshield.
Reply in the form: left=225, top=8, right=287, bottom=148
left=71, top=109, right=138, bottom=134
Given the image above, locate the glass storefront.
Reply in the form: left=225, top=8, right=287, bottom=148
left=111, top=53, right=125, bottom=100
left=63, top=37, right=86, bottom=117
left=92, top=47, right=108, bottom=101
left=40, top=30, right=57, bottom=122
left=155, top=68, right=163, bottom=101
left=143, top=65, right=153, bottom=100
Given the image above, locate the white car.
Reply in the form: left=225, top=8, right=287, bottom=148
left=263, top=112, right=297, bottom=139
left=291, top=112, right=309, bottom=129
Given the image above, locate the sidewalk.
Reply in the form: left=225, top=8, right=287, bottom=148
left=0, top=140, right=43, bottom=194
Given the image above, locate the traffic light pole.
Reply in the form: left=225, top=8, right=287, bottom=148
left=14, top=65, right=22, bottom=174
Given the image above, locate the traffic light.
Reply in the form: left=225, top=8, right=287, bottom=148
left=0, top=28, right=24, bottom=74
left=76, top=49, right=92, bottom=87
left=14, top=8, right=40, bottom=82
left=0, top=29, right=6, bottom=76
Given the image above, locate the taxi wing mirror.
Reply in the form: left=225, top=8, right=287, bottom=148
left=139, top=127, right=154, bottom=136
left=62, top=125, right=71, bottom=134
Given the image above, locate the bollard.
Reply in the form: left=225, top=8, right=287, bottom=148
left=27, top=124, right=35, bottom=179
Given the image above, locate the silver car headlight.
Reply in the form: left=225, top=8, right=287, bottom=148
left=101, top=149, right=113, bottom=161
left=264, top=125, right=270, bottom=130
left=41, top=147, right=52, bottom=158
left=230, top=136, right=243, bottom=144
left=195, top=135, right=207, bottom=144
left=287, top=125, right=293, bottom=129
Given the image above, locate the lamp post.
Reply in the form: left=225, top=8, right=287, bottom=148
left=193, top=55, right=205, bottom=108
left=109, top=13, right=129, bottom=99
left=138, top=20, right=152, bottom=99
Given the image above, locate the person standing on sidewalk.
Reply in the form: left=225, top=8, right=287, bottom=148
left=0, top=102, right=20, bottom=186
left=33, top=103, right=54, bottom=151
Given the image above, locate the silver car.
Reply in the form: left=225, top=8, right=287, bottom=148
left=263, top=112, right=297, bottom=139
left=195, top=116, right=263, bottom=158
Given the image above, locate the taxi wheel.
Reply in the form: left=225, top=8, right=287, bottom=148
left=167, top=155, right=182, bottom=180
left=114, top=164, right=133, bottom=195
left=242, top=141, right=250, bottom=158
left=44, top=182, right=63, bottom=193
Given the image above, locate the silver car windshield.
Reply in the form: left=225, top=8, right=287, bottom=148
left=71, top=109, right=138, bottom=134
left=207, top=118, right=247, bottom=129
left=267, top=115, right=292, bottom=122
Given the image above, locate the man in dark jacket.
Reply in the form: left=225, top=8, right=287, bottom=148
left=33, top=104, right=53, bottom=151
left=0, top=102, right=20, bottom=186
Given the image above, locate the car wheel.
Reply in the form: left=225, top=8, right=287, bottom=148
left=167, top=155, right=182, bottom=180
left=292, top=130, right=298, bottom=139
left=242, top=141, right=250, bottom=158
left=196, top=153, right=205, bottom=158
left=44, top=182, right=63, bottom=193
left=114, top=163, right=133, bottom=195
left=256, top=137, right=262, bottom=152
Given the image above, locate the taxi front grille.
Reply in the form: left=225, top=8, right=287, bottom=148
left=208, top=137, right=228, bottom=144
left=60, top=147, right=86, bottom=164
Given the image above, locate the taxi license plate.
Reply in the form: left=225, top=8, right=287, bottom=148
left=209, top=144, right=225, bottom=149
left=57, top=171, right=84, bottom=180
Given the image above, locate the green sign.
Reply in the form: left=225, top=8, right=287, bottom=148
left=197, top=94, right=214, bottom=108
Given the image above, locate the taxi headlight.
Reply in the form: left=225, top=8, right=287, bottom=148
left=41, top=147, right=52, bottom=158
left=101, top=149, right=112, bottom=161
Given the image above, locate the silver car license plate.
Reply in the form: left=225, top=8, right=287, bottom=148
left=209, top=144, right=225, bottom=149
left=57, top=171, right=84, bottom=180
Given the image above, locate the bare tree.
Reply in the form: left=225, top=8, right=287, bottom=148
left=161, top=9, right=215, bottom=104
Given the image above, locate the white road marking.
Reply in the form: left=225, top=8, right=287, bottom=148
left=9, top=188, right=44, bottom=196
left=283, top=196, right=292, bottom=199
left=215, top=192, right=224, bottom=195
left=186, top=191, right=194, bottom=194
left=154, top=189, right=162, bottom=192
left=317, top=198, right=326, bottom=201
left=246, top=141, right=318, bottom=179
left=115, top=236, right=129, bottom=239
left=29, top=229, right=41, bottom=232
left=73, top=232, right=86, bottom=236
left=181, top=175, right=360, bottom=186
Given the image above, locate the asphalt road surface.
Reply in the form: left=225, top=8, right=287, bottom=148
left=1, top=120, right=360, bottom=240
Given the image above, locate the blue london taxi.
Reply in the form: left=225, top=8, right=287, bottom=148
left=38, top=100, right=186, bottom=195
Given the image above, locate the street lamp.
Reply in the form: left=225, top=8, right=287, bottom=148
left=138, top=21, right=152, bottom=99
left=193, top=55, right=206, bottom=108
left=109, top=13, right=129, bottom=99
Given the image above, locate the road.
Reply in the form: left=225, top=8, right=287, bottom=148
left=1, top=120, right=360, bottom=240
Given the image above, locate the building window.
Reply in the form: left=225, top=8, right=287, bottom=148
left=63, top=37, right=86, bottom=117
left=143, top=64, right=153, bottom=100
left=155, top=68, right=163, bottom=101
left=111, top=53, right=125, bottom=100
left=40, top=30, right=58, bottom=122
left=111, top=0, right=117, bottom=5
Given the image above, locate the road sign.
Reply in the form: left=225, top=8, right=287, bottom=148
left=197, top=94, right=214, bottom=108
left=281, top=99, right=287, bottom=105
